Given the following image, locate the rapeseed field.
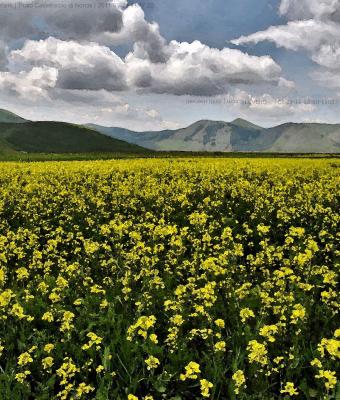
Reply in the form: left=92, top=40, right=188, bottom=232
left=0, top=159, right=338, bottom=399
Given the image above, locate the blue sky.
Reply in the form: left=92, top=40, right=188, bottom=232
left=0, top=0, right=339, bottom=129
left=130, top=0, right=284, bottom=47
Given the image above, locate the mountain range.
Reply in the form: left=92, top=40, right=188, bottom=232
left=0, top=108, right=339, bottom=154
left=89, top=118, right=340, bottom=153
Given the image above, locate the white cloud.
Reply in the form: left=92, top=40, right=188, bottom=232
left=310, top=70, right=340, bottom=88
left=0, top=84, right=179, bottom=130
left=0, top=0, right=313, bottom=127
left=10, top=37, right=127, bottom=91
left=0, top=66, right=58, bottom=99
left=126, top=40, right=283, bottom=96
left=0, top=1, right=167, bottom=63
left=279, top=0, right=340, bottom=21
left=8, top=36, right=285, bottom=97
left=278, top=77, right=296, bottom=89
left=312, top=44, right=340, bottom=69
left=231, top=0, right=340, bottom=90
left=103, top=4, right=168, bottom=63
left=231, top=20, right=339, bottom=53
left=233, top=89, right=315, bottom=119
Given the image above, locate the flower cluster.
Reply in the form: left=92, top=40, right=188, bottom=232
left=0, top=158, right=338, bottom=398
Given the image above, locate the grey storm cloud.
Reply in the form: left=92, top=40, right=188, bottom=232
left=0, top=0, right=125, bottom=42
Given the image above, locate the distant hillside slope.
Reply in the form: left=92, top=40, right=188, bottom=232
left=0, top=121, right=148, bottom=154
left=267, top=123, right=340, bottom=153
left=0, top=109, right=27, bottom=123
left=90, top=119, right=340, bottom=153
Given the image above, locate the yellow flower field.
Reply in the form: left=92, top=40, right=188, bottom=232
left=0, top=158, right=339, bottom=399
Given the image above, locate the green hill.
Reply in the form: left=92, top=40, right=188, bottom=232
left=0, top=121, right=148, bottom=154
left=0, top=109, right=27, bottom=123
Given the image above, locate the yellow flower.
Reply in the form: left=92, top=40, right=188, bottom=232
left=240, top=308, right=255, bottom=323
left=76, top=382, right=94, bottom=397
left=149, top=334, right=158, bottom=344
left=214, top=319, right=225, bottom=328
left=11, top=303, right=32, bottom=320
left=127, top=315, right=156, bottom=341
left=257, top=224, right=270, bottom=235
left=310, top=358, right=322, bottom=368
left=60, top=311, right=75, bottom=332
left=18, top=352, right=33, bottom=366
left=259, top=324, right=279, bottom=343
left=171, top=314, right=184, bottom=326
left=280, top=382, right=299, bottom=396
left=0, top=268, right=6, bottom=286
left=73, top=298, right=82, bottom=306
left=315, top=370, right=337, bottom=390
left=56, top=357, right=78, bottom=386
left=15, top=370, right=30, bottom=383
left=96, top=365, right=105, bottom=373
left=317, top=338, right=340, bottom=359
left=180, top=361, right=201, bottom=381
left=291, top=304, right=306, bottom=324
left=16, top=267, right=29, bottom=280
left=145, top=355, right=160, bottom=370
left=49, top=292, right=61, bottom=303
left=44, top=343, right=55, bottom=353
left=247, top=340, right=268, bottom=365
left=100, top=299, right=109, bottom=309
left=232, top=370, right=246, bottom=394
left=200, top=379, right=213, bottom=397
left=82, top=332, right=103, bottom=350
left=42, top=312, right=54, bottom=322
left=42, top=356, right=54, bottom=370
left=214, top=341, right=226, bottom=352
left=128, top=395, right=139, bottom=400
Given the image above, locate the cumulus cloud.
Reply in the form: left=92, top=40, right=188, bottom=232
left=0, top=66, right=58, bottom=99
left=0, top=0, right=289, bottom=99
left=279, top=0, right=340, bottom=21
left=231, top=0, right=340, bottom=89
left=0, top=1, right=166, bottom=62
left=0, top=0, right=302, bottom=126
left=8, top=36, right=284, bottom=96
left=10, top=37, right=127, bottom=91
left=103, top=4, right=168, bottom=63
left=127, top=40, right=283, bottom=96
